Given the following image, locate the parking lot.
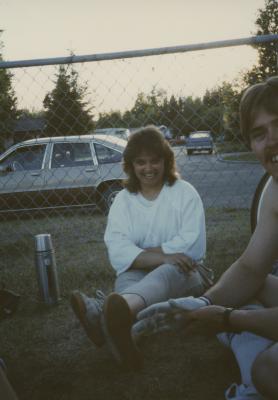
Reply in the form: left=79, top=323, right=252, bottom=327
left=0, top=141, right=265, bottom=217
left=174, top=148, right=265, bottom=208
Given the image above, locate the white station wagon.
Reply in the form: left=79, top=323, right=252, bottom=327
left=0, top=134, right=126, bottom=215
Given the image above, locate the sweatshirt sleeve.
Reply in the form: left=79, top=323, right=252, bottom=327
left=104, top=191, right=144, bottom=275
left=161, top=183, right=206, bottom=261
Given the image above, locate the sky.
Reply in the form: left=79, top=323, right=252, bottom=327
left=1, top=0, right=266, bottom=59
left=0, top=0, right=268, bottom=113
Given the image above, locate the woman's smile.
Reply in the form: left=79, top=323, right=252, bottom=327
left=133, top=152, right=165, bottom=190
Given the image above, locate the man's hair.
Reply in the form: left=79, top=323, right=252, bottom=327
left=240, top=76, right=278, bottom=144
left=123, top=125, right=179, bottom=193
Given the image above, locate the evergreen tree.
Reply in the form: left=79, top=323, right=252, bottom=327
left=0, top=33, right=18, bottom=150
left=43, top=65, right=94, bottom=136
left=203, top=82, right=241, bottom=141
left=97, top=110, right=123, bottom=128
left=244, top=0, right=278, bottom=85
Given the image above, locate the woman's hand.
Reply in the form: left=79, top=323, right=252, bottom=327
left=163, top=253, right=197, bottom=272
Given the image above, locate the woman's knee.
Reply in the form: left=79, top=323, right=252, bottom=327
left=114, top=269, right=147, bottom=293
left=157, top=263, right=204, bottom=297
left=251, top=344, right=278, bottom=399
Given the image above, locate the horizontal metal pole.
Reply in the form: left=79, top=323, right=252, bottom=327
left=1, top=34, right=278, bottom=69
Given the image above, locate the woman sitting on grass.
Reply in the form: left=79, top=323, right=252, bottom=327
left=71, top=125, right=213, bottom=370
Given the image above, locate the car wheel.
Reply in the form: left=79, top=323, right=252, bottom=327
left=100, top=183, right=122, bottom=215
left=250, top=172, right=271, bottom=232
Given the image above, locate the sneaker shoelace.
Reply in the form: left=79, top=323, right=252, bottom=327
left=94, top=290, right=106, bottom=312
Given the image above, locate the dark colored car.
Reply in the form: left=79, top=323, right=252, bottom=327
left=186, top=131, right=214, bottom=155
left=0, top=134, right=126, bottom=215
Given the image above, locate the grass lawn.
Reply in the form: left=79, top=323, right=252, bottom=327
left=215, top=141, right=248, bottom=154
left=0, top=208, right=251, bottom=400
left=220, top=153, right=258, bottom=162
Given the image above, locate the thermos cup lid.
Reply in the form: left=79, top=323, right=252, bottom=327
left=35, top=234, right=53, bottom=252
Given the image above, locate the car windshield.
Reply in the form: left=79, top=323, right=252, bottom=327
left=0, top=144, right=46, bottom=170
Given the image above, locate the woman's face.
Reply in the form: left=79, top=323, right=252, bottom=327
left=132, top=151, right=165, bottom=190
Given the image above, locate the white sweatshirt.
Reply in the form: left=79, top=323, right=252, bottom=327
left=104, top=179, right=206, bottom=276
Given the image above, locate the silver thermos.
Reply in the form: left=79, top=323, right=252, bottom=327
left=34, top=234, right=60, bottom=305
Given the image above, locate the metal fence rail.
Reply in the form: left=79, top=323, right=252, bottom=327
left=1, top=34, right=277, bottom=68
left=0, top=34, right=277, bottom=273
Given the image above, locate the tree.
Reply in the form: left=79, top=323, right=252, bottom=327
left=121, top=87, right=167, bottom=127
left=178, top=95, right=205, bottom=134
left=244, top=0, right=278, bottom=85
left=203, top=82, right=241, bottom=141
left=43, top=65, right=94, bottom=136
left=160, top=95, right=180, bottom=133
left=0, top=33, right=18, bottom=150
left=97, top=110, right=123, bottom=128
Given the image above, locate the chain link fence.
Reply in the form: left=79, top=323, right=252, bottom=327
left=0, top=35, right=277, bottom=277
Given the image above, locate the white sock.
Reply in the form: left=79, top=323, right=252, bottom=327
left=229, top=331, right=273, bottom=386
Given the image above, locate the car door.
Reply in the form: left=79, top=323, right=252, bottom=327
left=93, top=142, right=124, bottom=181
left=0, top=144, right=47, bottom=210
left=44, top=140, right=101, bottom=207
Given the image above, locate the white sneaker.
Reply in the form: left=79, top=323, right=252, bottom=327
left=71, top=290, right=106, bottom=347
left=225, top=382, right=264, bottom=400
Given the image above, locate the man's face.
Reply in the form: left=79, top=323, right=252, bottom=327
left=249, top=108, right=278, bottom=181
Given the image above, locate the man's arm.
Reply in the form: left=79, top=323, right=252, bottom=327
left=205, top=180, right=278, bottom=307
left=204, top=257, right=266, bottom=307
left=257, top=274, right=278, bottom=307
left=184, top=305, right=278, bottom=341
left=230, top=307, right=278, bottom=341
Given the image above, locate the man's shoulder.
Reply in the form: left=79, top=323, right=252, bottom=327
left=269, top=178, right=278, bottom=212
left=261, top=177, right=278, bottom=217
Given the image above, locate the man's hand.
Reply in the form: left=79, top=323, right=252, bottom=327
left=132, top=296, right=208, bottom=338
left=163, top=253, right=197, bottom=273
left=181, top=306, right=230, bottom=337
